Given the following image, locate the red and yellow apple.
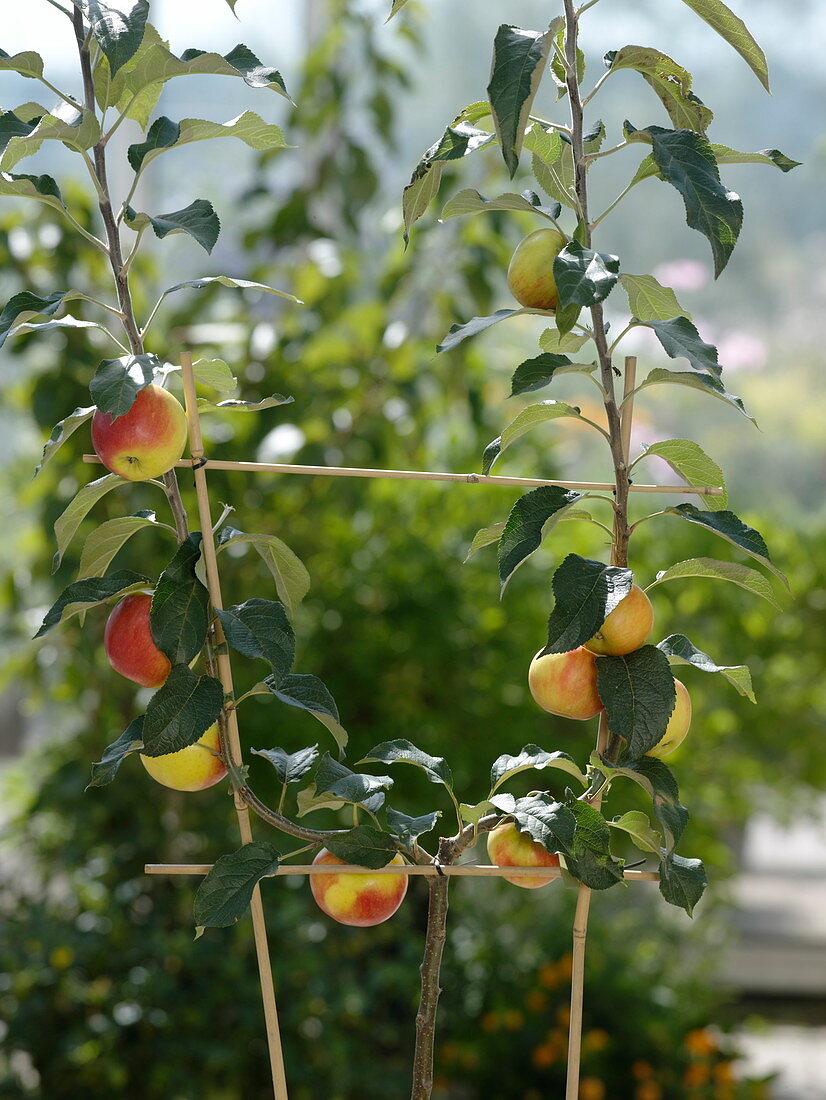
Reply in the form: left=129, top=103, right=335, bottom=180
left=487, top=821, right=561, bottom=889
left=310, top=849, right=408, bottom=927
left=91, top=383, right=188, bottom=481
left=140, top=722, right=227, bottom=791
left=646, top=678, right=692, bottom=758
left=507, top=227, right=567, bottom=311
left=104, top=591, right=171, bottom=688
left=584, top=584, right=654, bottom=656
left=528, top=647, right=603, bottom=720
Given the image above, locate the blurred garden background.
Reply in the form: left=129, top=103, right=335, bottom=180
left=0, top=0, right=824, bottom=1097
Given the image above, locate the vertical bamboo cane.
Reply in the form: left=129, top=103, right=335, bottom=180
left=179, top=351, right=290, bottom=1100
left=565, top=357, right=639, bottom=1100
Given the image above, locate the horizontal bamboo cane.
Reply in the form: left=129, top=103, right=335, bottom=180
left=82, top=454, right=723, bottom=496
left=145, top=863, right=660, bottom=881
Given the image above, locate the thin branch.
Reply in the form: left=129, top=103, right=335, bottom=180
left=36, top=74, right=83, bottom=111
left=590, top=178, right=640, bottom=232
left=608, top=322, right=637, bottom=355
left=528, top=114, right=572, bottom=137
left=581, top=70, right=615, bottom=108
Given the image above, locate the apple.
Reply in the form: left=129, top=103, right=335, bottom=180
left=91, top=383, right=188, bottom=481
left=487, top=821, right=561, bottom=889
left=310, top=849, right=408, bottom=927
left=506, top=227, right=567, bottom=311
left=140, top=722, right=228, bottom=792
left=528, top=647, right=603, bottom=720
left=104, top=591, right=171, bottom=689
left=584, top=584, right=654, bottom=656
left=646, top=678, right=692, bottom=758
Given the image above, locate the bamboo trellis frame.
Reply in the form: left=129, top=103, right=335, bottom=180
left=130, top=352, right=713, bottom=1100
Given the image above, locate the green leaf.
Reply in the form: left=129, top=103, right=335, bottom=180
left=0, top=49, right=45, bottom=80
left=35, top=570, right=149, bottom=637
left=658, top=850, right=707, bottom=915
left=527, top=138, right=577, bottom=211
left=464, top=522, right=506, bottom=563
left=0, top=108, right=42, bottom=153
left=539, top=328, right=589, bottom=354
left=359, top=739, right=453, bottom=790
left=89, top=353, right=160, bottom=417
left=35, top=405, right=95, bottom=476
left=460, top=801, right=495, bottom=825
left=197, top=394, right=293, bottom=413
left=52, top=474, right=124, bottom=571
left=664, top=504, right=787, bottom=588
left=677, top=0, right=769, bottom=91
left=325, top=826, right=399, bottom=869
left=387, top=0, right=412, bottom=19
left=0, top=289, right=73, bottom=349
left=542, top=553, right=633, bottom=654
left=77, top=510, right=161, bottom=580
left=87, top=0, right=149, bottom=76
left=487, top=23, right=554, bottom=177
left=567, top=800, right=626, bottom=890
left=124, top=198, right=220, bottom=254
left=489, top=792, right=576, bottom=854
left=647, top=557, right=783, bottom=610
left=313, top=753, right=393, bottom=813
left=553, top=241, right=620, bottom=308
left=618, top=273, right=691, bottom=323
left=604, top=46, right=712, bottom=132
left=441, top=187, right=561, bottom=222
left=635, top=439, right=726, bottom=508
left=127, top=111, right=287, bottom=174
left=497, top=485, right=582, bottom=591
left=194, top=842, right=280, bottom=932
left=251, top=744, right=319, bottom=785
left=192, top=359, right=236, bottom=391
left=633, top=125, right=743, bottom=278
left=157, top=275, right=298, bottom=311
left=642, top=317, right=720, bottom=375
left=402, top=161, right=443, bottom=245
left=603, top=754, right=688, bottom=851
left=216, top=598, right=295, bottom=681
left=595, top=645, right=677, bottom=759
left=141, top=664, right=223, bottom=757
left=436, top=308, right=523, bottom=355
left=657, top=633, right=755, bottom=702
left=509, top=353, right=593, bottom=397
left=549, top=22, right=584, bottom=100
left=262, top=673, right=347, bottom=755
left=489, top=745, right=587, bottom=795
left=710, top=144, right=801, bottom=173
left=386, top=808, right=440, bottom=846
left=636, top=368, right=755, bottom=423
left=482, top=401, right=585, bottom=474
left=1, top=110, right=101, bottom=170
left=608, top=810, right=662, bottom=854
left=0, top=171, right=71, bottom=221
left=150, top=533, right=210, bottom=665
left=87, top=716, right=145, bottom=788
left=217, top=526, right=309, bottom=616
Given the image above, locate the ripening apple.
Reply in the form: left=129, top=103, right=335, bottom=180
left=584, top=584, right=654, bottom=657
left=104, top=591, right=171, bottom=689
left=646, top=678, right=692, bottom=758
left=487, top=821, right=561, bottom=889
left=310, top=849, right=408, bottom=927
left=528, top=647, right=604, bottom=720
left=506, top=227, right=567, bottom=311
left=140, top=723, right=228, bottom=791
left=91, top=384, right=188, bottom=481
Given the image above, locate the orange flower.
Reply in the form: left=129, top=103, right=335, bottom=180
left=532, top=1043, right=557, bottom=1069
left=558, top=954, right=574, bottom=981
left=631, top=1061, right=654, bottom=1080
left=684, top=1062, right=711, bottom=1087
left=557, top=1005, right=571, bottom=1028
left=635, top=1083, right=662, bottom=1100
left=526, top=990, right=548, bottom=1012
left=583, top=1028, right=610, bottom=1052
left=685, top=1028, right=718, bottom=1058
left=714, top=1060, right=735, bottom=1084
left=579, top=1077, right=605, bottom=1100
left=539, top=963, right=559, bottom=988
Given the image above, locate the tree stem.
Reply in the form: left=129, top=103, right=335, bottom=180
left=410, top=841, right=451, bottom=1100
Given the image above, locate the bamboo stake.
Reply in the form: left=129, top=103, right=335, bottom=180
left=178, top=352, right=289, bottom=1100
left=144, top=863, right=660, bottom=881
left=620, top=356, right=638, bottom=465
left=81, top=454, right=723, bottom=496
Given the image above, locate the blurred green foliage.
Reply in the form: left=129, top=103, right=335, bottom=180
left=0, top=1, right=821, bottom=1096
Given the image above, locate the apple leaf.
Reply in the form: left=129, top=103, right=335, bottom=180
left=150, top=533, right=210, bottom=664
left=34, top=569, right=150, bottom=637
left=86, top=0, right=150, bottom=77
left=89, top=353, right=161, bottom=418
left=643, top=316, right=721, bottom=375
left=250, top=744, right=319, bottom=785
left=127, top=111, right=287, bottom=174
left=87, top=716, right=146, bottom=788
left=553, top=241, right=620, bottom=309
left=325, top=826, right=400, bottom=869
left=261, top=673, right=347, bottom=755
left=2, top=110, right=101, bottom=171
left=386, top=0, right=412, bottom=18
left=487, top=23, right=555, bottom=178
left=489, top=791, right=576, bottom=854
left=156, top=276, right=299, bottom=315
left=657, top=633, right=755, bottom=701
left=498, top=485, right=583, bottom=592
left=313, top=752, right=393, bottom=813
left=217, top=526, right=310, bottom=616
left=0, top=289, right=75, bottom=349
left=386, top=808, right=441, bottom=847
left=141, top=664, right=223, bottom=757
left=77, top=510, right=166, bottom=580
left=441, top=187, right=561, bottom=223
left=634, top=439, right=726, bottom=509
left=618, top=273, right=691, bottom=323
left=710, top=143, right=800, bottom=173
left=604, top=46, right=712, bottom=132
left=635, top=367, right=754, bottom=423
left=595, top=646, right=676, bottom=761
left=124, top=198, right=220, bottom=254
left=647, top=556, right=783, bottom=609
left=464, top=522, right=506, bottom=563
left=542, top=553, right=633, bottom=654
left=599, top=754, right=688, bottom=852
left=539, top=328, right=589, bottom=354
left=676, top=0, right=769, bottom=91
left=663, top=504, right=787, bottom=588
left=489, top=745, right=587, bottom=796
left=0, top=49, right=45, bottom=80
left=52, top=474, right=124, bottom=571
left=482, top=401, right=585, bottom=474
left=510, top=353, right=597, bottom=397
left=194, top=842, right=280, bottom=934
left=35, top=405, right=96, bottom=476
left=658, top=849, right=707, bottom=915
left=359, top=739, right=453, bottom=791
left=216, top=598, right=295, bottom=681
left=607, top=810, right=663, bottom=854
left=196, top=394, right=293, bottom=413
left=565, top=800, right=626, bottom=890
left=0, top=108, right=43, bottom=154
left=436, top=308, right=523, bottom=355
